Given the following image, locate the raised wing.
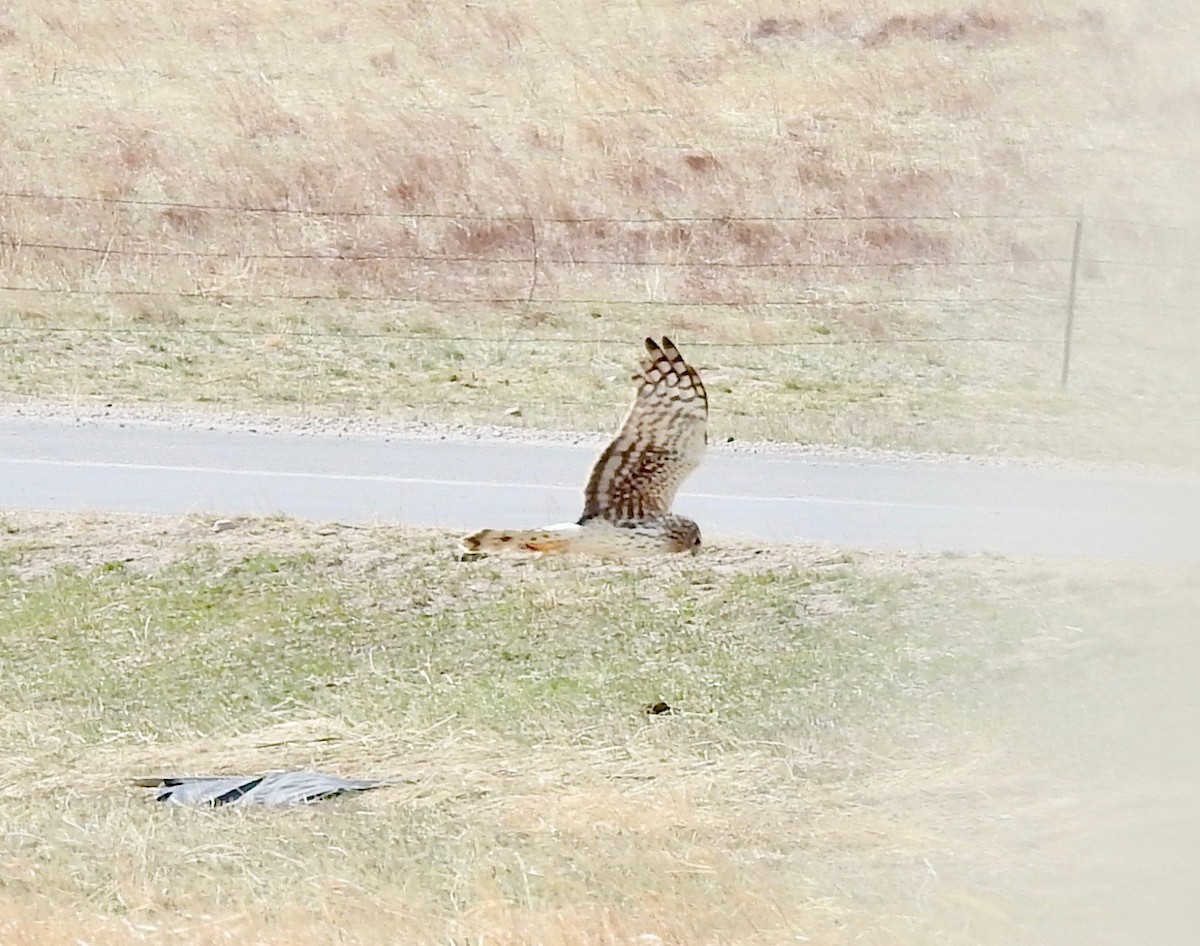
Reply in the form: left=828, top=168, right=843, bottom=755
left=580, top=336, right=708, bottom=522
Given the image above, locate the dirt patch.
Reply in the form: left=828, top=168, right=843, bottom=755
left=0, top=508, right=852, bottom=583
left=0, top=511, right=356, bottom=580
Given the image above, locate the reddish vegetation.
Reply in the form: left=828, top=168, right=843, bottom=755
left=621, top=158, right=682, bottom=198
left=750, top=14, right=841, bottom=42
left=683, top=153, right=721, bottom=174
left=725, top=221, right=783, bottom=259
left=862, top=11, right=1013, bottom=46
left=860, top=223, right=951, bottom=261
left=385, top=177, right=430, bottom=207
left=159, top=207, right=208, bottom=237
left=862, top=170, right=944, bottom=217
left=452, top=221, right=532, bottom=257
left=796, top=155, right=849, bottom=189
left=750, top=8, right=1016, bottom=46
left=0, top=0, right=1182, bottom=315
left=111, top=127, right=160, bottom=174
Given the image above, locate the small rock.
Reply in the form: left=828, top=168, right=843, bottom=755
left=211, top=518, right=237, bottom=533
left=504, top=406, right=522, bottom=417
left=457, top=551, right=487, bottom=562
left=644, top=701, right=675, bottom=716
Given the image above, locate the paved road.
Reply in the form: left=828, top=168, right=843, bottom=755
left=2, top=416, right=1197, bottom=564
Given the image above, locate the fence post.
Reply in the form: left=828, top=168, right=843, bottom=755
left=1060, top=217, right=1084, bottom=388
left=526, top=216, right=540, bottom=305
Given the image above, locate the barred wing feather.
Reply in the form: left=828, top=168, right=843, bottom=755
left=580, top=336, right=708, bottom=522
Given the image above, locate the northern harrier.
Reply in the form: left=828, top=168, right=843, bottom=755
left=462, top=336, right=708, bottom=556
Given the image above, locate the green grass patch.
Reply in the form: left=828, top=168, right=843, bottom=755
left=0, top=512, right=1195, bottom=945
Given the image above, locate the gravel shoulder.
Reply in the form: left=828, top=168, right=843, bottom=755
left=4, top=399, right=1193, bottom=478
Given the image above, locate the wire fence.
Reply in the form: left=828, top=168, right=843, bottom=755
left=0, top=189, right=1092, bottom=223
left=1, top=189, right=1197, bottom=386
left=2, top=189, right=1197, bottom=232
left=8, top=323, right=1070, bottom=347
left=0, top=240, right=1079, bottom=270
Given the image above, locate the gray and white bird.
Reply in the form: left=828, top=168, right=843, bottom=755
left=133, top=770, right=388, bottom=807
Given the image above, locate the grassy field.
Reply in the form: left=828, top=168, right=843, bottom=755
left=1, top=1, right=1198, bottom=465
left=1, top=511, right=1196, bottom=944
left=3, top=10, right=1195, bottom=944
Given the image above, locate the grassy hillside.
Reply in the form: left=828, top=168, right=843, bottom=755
left=1, top=1, right=1197, bottom=463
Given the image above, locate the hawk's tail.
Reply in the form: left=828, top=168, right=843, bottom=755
left=461, top=526, right=577, bottom=554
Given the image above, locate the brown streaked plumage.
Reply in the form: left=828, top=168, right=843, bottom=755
left=462, top=336, right=708, bottom=557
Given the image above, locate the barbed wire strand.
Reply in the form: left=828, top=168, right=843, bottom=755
left=2, top=323, right=1192, bottom=355
left=0, top=323, right=1064, bottom=347
left=0, top=239, right=1076, bottom=270
left=0, top=284, right=1061, bottom=307
left=0, top=190, right=1080, bottom=224
left=6, top=240, right=1193, bottom=274
left=1, top=190, right=1194, bottom=237
left=1080, top=258, right=1200, bottom=272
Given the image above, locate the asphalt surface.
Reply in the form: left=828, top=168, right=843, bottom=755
left=2, top=416, right=1198, bottom=564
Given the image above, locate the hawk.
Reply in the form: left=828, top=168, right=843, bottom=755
left=462, top=336, right=708, bottom=556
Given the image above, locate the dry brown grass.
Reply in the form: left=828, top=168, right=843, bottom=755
left=0, top=0, right=1198, bottom=464
left=1, top=510, right=1197, bottom=945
